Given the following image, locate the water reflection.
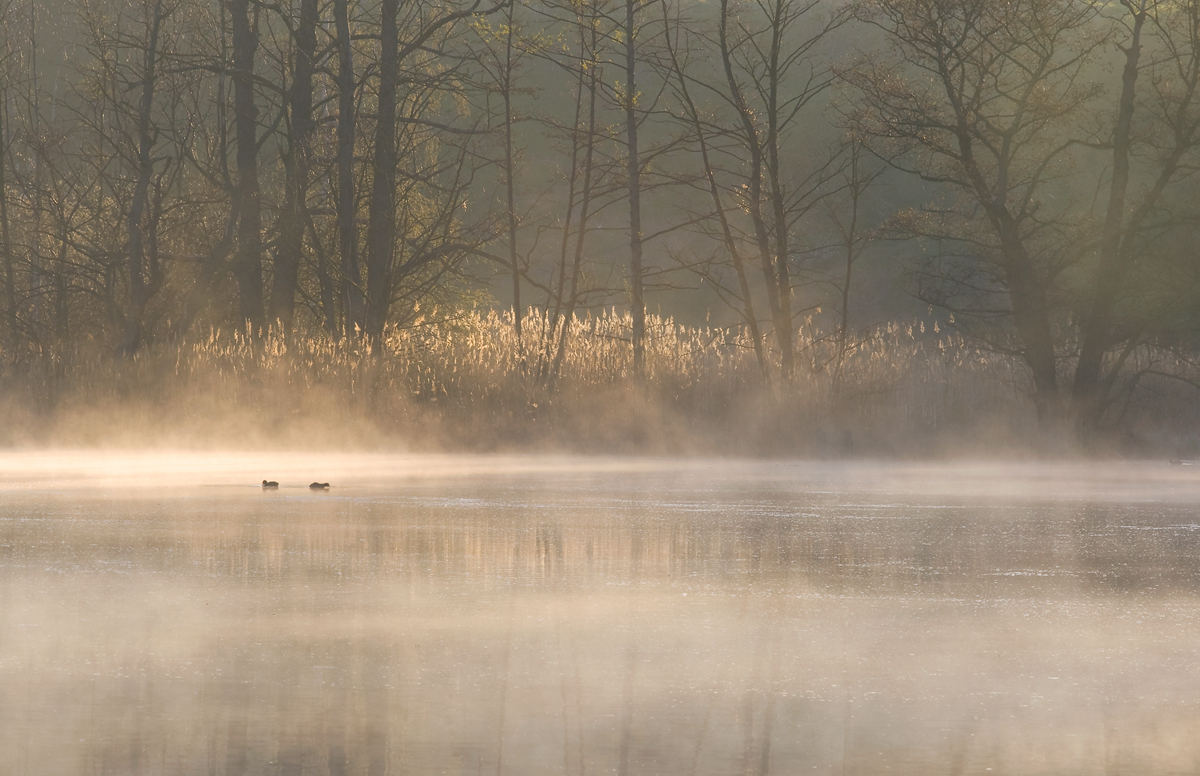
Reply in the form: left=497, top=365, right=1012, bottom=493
left=2, top=459, right=1200, bottom=774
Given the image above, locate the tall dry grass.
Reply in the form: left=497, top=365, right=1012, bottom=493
left=2, top=309, right=1191, bottom=454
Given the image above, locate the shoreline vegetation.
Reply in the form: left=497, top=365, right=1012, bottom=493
left=3, top=309, right=1197, bottom=457
left=3, top=0, right=1200, bottom=451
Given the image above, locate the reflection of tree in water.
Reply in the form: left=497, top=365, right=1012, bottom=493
left=7, top=491, right=1200, bottom=592
left=6, top=488, right=1200, bottom=773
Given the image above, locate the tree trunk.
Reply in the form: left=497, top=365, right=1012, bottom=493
left=543, top=46, right=583, bottom=380
left=502, top=9, right=523, bottom=357
left=28, top=1, right=45, bottom=344
left=116, top=0, right=165, bottom=357
left=268, top=0, right=318, bottom=333
left=996, top=217, right=1061, bottom=422
left=0, top=85, right=16, bottom=355
left=764, top=0, right=794, bottom=380
left=230, top=0, right=264, bottom=333
left=1072, top=7, right=1145, bottom=426
left=624, top=0, right=645, bottom=376
left=334, top=0, right=365, bottom=337
left=175, top=202, right=240, bottom=341
left=173, top=5, right=238, bottom=342
left=549, top=14, right=600, bottom=387
left=661, top=2, right=767, bottom=379
left=719, top=0, right=783, bottom=371
left=951, top=82, right=1063, bottom=422
left=365, top=0, right=398, bottom=345
left=836, top=178, right=857, bottom=380
left=304, top=207, right=339, bottom=336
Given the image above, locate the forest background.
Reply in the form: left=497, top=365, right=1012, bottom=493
left=1, top=0, right=1200, bottom=456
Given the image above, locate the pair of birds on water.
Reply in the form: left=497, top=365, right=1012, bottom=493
left=262, top=480, right=329, bottom=490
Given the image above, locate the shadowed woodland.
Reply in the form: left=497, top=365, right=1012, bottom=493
left=3, top=0, right=1200, bottom=453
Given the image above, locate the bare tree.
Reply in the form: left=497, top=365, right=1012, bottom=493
left=0, top=0, right=17, bottom=354
left=661, top=0, right=845, bottom=382
left=1071, top=0, right=1200, bottom=428
left=520, top=0, right=626, bottom=387
left=623, top=0, right=649, bottom=375
left=168, top=0, right=251, bottom=341
left=472, top=0, right=534, bottom=356
left=112, top=0, right=172, bottom=356
left=362, top=0, right=506, bottom=345
left=661, top=0, right=768, bottom=379
left=267, top=0, right=320, bottom=334
left=843, top=0, right=1103, bottom=422
left=333, top=0, right=364, bottom=337
left=823, top=137, right=883, bottom=384
left=229, top=0, right=265, bottom=332
left=544, top=18, right=607, bottom=385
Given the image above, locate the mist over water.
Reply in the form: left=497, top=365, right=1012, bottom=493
left=3, top=453, right=1199, bottom=775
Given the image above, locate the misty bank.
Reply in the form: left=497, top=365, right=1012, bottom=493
left=2, top=311, right=1198, bottom=458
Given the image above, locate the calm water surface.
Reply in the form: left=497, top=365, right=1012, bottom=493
left=2, top=453, right=1200, bottom=775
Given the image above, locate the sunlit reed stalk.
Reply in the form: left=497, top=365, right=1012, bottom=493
left=1, top=310, right=1195, bottom=451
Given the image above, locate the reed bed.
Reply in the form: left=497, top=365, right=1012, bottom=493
left=1, top=309, right=1190, bottom=454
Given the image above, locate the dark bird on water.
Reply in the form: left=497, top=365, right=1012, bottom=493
left=262, top=480, right=279, bottom=489
left=309, top=482, right=330, bottom=490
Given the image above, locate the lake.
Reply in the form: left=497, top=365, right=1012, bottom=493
left=1, top=452, right=1198, bottom=775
